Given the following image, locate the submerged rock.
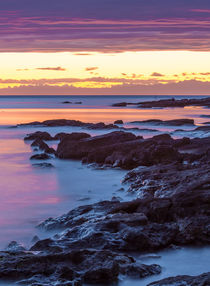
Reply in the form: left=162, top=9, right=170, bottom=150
left=32, top=162, right=54, bottom=168
left=30, top=153, right=51, bottom=160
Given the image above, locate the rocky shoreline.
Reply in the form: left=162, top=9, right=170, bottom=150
left=1, top=119, right=209, bottom=285
left=112, top=96, right=210, bottom=108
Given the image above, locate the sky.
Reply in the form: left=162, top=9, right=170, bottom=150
left=1, top=0, right=210, bottom=95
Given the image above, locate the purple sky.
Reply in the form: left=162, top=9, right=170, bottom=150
left=1, top=0, right=210, bottom=52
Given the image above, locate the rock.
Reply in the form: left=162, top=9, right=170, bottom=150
left=24, top=131, right=54, bottom=141
left=0, top=249, right=161, bottom=285
left=6, top=241, right=26, bottom=253
left=195, top=125, right=210, bottom=132
left=148, top=272, right=210, bottom=285
left=30, top=153, right=51, bottom=160
left=112, top=102, right=128, bottom=107
left=19, top=119, right=119, bottom=130
left=114, top=120, right=124, bottom=124
left=138, top=97, right=210, bottom=108
left=62, top=101, right=72, bottom=104
left=32, top=163, right=54, bottom=168
left=130, top=119, right=195, bottom=126
left=31, top=236, right=40, bottom=244
left=75, top=101, right=82, bottom=104
left=56, top=131, right=183, bottom=169
left=31, top=138, right=55, bottom=154
left=54, top=132, right=91, bottom=141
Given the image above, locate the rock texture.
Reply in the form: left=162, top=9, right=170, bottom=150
left=148, top=272, right=210, bottom=286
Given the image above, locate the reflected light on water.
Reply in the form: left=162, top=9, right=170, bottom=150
left=0, top=106, right=209, bottom=125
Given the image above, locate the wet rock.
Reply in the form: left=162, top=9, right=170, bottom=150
left=62, top=101, right=72, bottom=104
left=32, top=163, right=54, bottom=168
left=56, top=131, right=184, bottom=169
left=31, top=235, right=40, bottom=244
left=138, top=97, right=210, bottom=108
left=31, top=138, right=55, bottom=154
left=24, top=131, right=54, bottom=141
left=6, top=241, right=26, bottom=253
left=114, top=120, right=124, bottom=124
left=130, top=119, right=195, bottom=126
left=19, top=119, right=119, bottom=130
left=30, top=153, right=51, bottom=160
left=54, top=132, right=91, bottom=141
left=0, top=249, right=161, bottom=286
left=112, top=102, right=128, bottom=107
left=148, top=272, right=210, bottom=285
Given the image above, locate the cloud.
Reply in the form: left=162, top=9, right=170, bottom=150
left=36, top=67, right=66, bottom=71
left=1, top=1, right=210, bottom=52
left=1, top=79, right=210, bottom=96
left=74, top=53, right=92, bottom=56
left=85, top=67, right=99, bottom=71
left=151, top=72, right=164, bottom=77
left=16, top=68, right=29, bottom=71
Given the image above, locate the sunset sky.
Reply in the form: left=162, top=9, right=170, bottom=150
left=1, top=0, right=210, bottom=95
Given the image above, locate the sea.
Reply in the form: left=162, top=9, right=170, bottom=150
left=0, top=95, right=209, bottom=286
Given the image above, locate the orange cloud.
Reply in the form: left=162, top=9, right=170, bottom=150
left=151, top=72, right=164, bottom=77
left=36, top=67, right=66, bottom=71
left=85, top=67, right=99, bottom=72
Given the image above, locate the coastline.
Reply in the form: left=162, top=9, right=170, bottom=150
left=0, top=96, right=209, bottom=285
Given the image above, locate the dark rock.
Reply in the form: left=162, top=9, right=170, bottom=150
left=24, top=131, right=54, bottom=141
left=32, top=163, right=54, bottom=168
left=148, top=272, right=210, bottom=285
left=75, top=102, right=82, bottom=104
left=19, top=119, right=119, bottom=131
left=130, top=119, right=195, bottom=126
left=62, top=101, right=72, bottom=104
left=114, top=120, right=124, bottom=124
left=138, top=97, right=210, bottom=108
left=6, top=241, right=26, bottom=253
left=30, top=153, right=51, bottom=160
left=31, top=138, right=55, bottom=154
left=195, top=125, right=210, bottom=132
left=54, top=132, right=91, bottom=141
left=56, top=131, right=183, bottom=169
left=112, top=102, right=128, bottom=107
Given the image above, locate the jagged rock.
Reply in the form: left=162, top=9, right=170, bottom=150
left=130, top=119, right=195, bottom=126
left=31, top=138, right=55, bottom=154
left=148, top=272, right=210, bottom=285
left=30, top=153, right=51, bottom=160
left=24, top=131, right=54, bottom=141
left=54, top=132, right=91, bottom=141
left=114, top=120, right=124, bottom=124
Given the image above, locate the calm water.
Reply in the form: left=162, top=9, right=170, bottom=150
left=0, top=95, right=209, bottom=285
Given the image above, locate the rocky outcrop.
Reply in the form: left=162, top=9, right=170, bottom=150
left=30, top=153, right=51, bottom=160
left=114, top=120, right=124, bottom=124
left=130, top=119, right=195, bottom=126
left=54, top=132, right=91, bottom=141
left=19, top=119, right=119, bottom=130
left=112, top=97, right=210, bottom=109
left=56, top=132, right=186, bottom=169
left=138, top=97, right=210, bottom=108
left=31, top=138, right=55, bottom=154
left=24, top=131, right=54, bottom=141
left=148, top=272, right=210, bottom=285
left=123, top=161, right=210, bottom=198
left=0, top=182, right=207, bottom=285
